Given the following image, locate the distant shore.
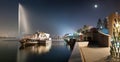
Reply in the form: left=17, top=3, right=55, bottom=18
left=0, top=37, right=19, bottom=41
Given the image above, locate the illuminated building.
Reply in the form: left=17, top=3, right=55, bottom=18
left=107, top=12, right=120, bottom=37
left=107, top=12, right=120, bottom=59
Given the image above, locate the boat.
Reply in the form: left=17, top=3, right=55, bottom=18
left=19, top=32, right=52, bottom=45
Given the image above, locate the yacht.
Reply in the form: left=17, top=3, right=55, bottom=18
left=19, top=32, right=52, bottom=45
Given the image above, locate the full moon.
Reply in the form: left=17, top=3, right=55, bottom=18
left=94, top=4, right=98, bottom=8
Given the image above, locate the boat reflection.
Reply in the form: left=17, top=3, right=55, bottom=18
left=64, top=39, right=76, bottom=51
left=19, top=42, right=52, bottom=54
left=17, top=42, right=52, bottom=62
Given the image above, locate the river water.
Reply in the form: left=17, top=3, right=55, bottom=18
left=0, top=40, right=71, bottom=62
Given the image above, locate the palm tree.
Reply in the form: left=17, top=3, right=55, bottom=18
left=82, top=25, right=89, bottom=33
left=77, top=28, right=82, bottom=33
left=96, top=18, right=103, bottom=30
left=104, top=18, right=108, bottom=28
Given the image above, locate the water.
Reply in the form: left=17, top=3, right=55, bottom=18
left=0, top=40, right=71, bottom=62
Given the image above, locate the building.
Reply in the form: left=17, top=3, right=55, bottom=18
left=107, top=12, right=120, bottom=38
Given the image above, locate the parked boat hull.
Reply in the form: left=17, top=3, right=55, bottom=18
left=19, top=38, right=51, bottom=45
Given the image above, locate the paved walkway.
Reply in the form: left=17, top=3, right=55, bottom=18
left=79, top=46, right=110, bottom=62
left=69, top=42, right=82, bottom=62
left=69, top=42, right=111, bottom=62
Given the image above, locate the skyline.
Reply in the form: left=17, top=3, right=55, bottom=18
left=0, top=0, right=120, bottom=36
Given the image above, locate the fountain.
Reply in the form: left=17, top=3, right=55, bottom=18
left=18, top=3, right=30, bottom=38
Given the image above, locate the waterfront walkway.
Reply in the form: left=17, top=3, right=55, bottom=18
left=69, top=42, right=110, bottom=62
left=69, top=42, right=82, bottom=62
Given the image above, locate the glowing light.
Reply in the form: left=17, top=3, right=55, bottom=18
left=94, top=4, right=98, bottom=8
left=58, top=24, right=76, bottom=36
left=19, top=3, right=30, bottom=36
left=115, top=23, right=120, bottom=28
left=68, top=33, right=73, bottom=36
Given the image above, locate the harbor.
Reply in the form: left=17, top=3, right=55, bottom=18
left=0, top=0, right=120, bottom=62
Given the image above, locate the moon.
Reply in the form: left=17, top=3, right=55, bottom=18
left=94, top=4, right=98, bottom=8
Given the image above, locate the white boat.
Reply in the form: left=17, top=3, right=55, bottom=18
left=19, top=32, right=52, bottom=45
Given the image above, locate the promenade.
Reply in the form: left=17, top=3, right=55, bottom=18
left=69, top=42, right=110, bottom=62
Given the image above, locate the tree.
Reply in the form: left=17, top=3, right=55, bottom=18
left=82, top=25, right=90, bottom=34
left=96, top=18, right=103, bottom=30
left=103, top=18, right=108, bottom=29
left=77, top=28, right=82, bottom=33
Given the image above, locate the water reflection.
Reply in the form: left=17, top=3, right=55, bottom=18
left=64, top=39, right=76, bottom=51
left=0, top=40, right=71, bottom=62
left=16, top=41, right=72, bottom=62
left=19, top=42, right=52, bottom=54
left=17, top=42, right=52, bottom=62
left=0, top=40, right=18, bottom=62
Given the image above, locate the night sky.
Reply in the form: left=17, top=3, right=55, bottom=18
left=0, top=0, right=18, bottom=37
left=0, top=0, right=120, bottom=37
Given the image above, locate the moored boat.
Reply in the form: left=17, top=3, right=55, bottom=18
left=19, top=32, right=52, bottom=45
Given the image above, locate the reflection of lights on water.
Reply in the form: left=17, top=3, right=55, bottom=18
left=19, top=3, right=30, bottom=36
left=17, top=42, right=52, bottom=62
left=67, top=45, right=71, bottom=51
left=17, top=41, right=52, bottom=62
left=31, top=41, right=52, bottom=54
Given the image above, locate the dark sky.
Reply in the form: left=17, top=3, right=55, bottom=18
left=0, top=0, right=18, bottom=37
left=0, top=0, right=120, bottom=36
